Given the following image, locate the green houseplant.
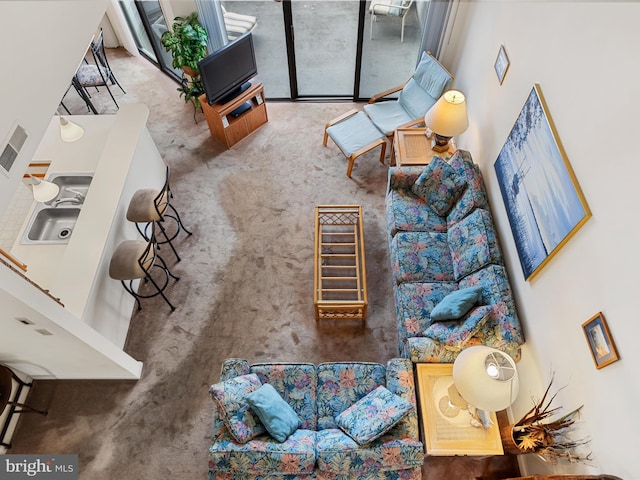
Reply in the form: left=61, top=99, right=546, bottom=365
left=501, top=376, right=592, bottom=465
left=160, top=12, right=208, bottom=108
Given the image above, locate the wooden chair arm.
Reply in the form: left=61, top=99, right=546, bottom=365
left=368, top=83, right=406, bottom=104
left=325, top=108, right=360, bottom=128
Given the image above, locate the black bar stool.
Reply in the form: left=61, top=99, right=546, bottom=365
left=126, top=165, right=192, bottom=261
left=109, top=224, right=179, bottom=311
left=1, top=365, right=47, bottom=448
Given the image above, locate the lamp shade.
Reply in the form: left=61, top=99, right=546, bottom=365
left=57, top=114, right=84, bottom=143
left=29, top=175, right=60, bottom=203
left=424, top=90, right=469, bottom=137
left=452, top=346, right=519, bottom=412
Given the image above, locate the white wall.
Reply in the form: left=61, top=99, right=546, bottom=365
left=0, top=1, right=145, bottom=380
left=443, top=1, right=639, bottom=477
left=0, top=1, right=108, bottom=215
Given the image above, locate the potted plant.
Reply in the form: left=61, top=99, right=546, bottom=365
left=501, top=376, right=592, bottom=465
left=160, top=12, right=208, bottom=109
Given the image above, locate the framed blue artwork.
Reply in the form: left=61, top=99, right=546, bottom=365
left=494, top=84, right=591, bottom=281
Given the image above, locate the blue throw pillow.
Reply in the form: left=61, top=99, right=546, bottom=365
left=335, top=386, right=413, bottom=445
left=430, top=286, right=483, bottom=321
left=411, top=157, right=467, bottom=216
left=208, top=373, right=266, bottom=443
left=246, top=383, right=301, bottom=442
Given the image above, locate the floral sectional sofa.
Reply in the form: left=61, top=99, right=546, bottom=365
left=385, top=150, right=525, bottom=363
left=208, top=358, right=424, bottom=479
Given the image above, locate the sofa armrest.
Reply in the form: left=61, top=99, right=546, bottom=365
left=385, top=358, right=416, bottom=402
left=220, top=358, right=250, bottom=381
left=387, top=166, right=425, bottom=192
left=385, top=358, right=420, bottom=440
left=408, top=336, right=459, bottom=363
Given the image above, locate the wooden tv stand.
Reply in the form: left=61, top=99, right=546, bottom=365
left=200, top=81, right=268, bottom=148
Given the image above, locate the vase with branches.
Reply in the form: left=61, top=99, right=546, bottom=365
left=501, top=375, right=592, bottom=465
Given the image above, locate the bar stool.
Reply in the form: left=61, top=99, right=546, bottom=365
left=1, top=365, right=47, bottom=448
left=109, top=225, right=179, bottom=311
left=126, top=165, right=192, bottom=261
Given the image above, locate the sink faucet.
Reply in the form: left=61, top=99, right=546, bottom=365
left=52, top=187, right=85, bottom=208
left=52, top=197, right=83, bottom=207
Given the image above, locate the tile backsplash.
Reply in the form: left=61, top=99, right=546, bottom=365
left=0, top=182, right=35, bottom=251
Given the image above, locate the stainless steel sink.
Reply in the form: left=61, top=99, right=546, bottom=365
left=45, top=174, right=93, bottom=206
left=25, top=208, right=81, bottom=243
left=20, top=172, right=93, bottom=245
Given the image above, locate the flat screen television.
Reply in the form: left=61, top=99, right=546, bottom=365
left=198, top=33, right=258, bottom=106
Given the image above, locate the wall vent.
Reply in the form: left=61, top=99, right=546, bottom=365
left=0, top=124, right=27, bottom=174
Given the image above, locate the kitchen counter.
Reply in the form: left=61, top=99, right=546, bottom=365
left=10, top=104, right=166, bottom=349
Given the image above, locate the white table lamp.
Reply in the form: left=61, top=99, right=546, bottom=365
left=452, top=345, right=519, bottom=412
left=424, top=90, right=468, bottom=153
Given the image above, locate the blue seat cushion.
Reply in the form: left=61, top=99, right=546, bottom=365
left=316, top=362, right=386, bottom=430
left=208, top=429, right=317, bottom=475
left=390, top=231, right=454, bottom=285
left=326, top=111, right=385, bottom=157
left=315, top=428, right=424, bottom=474
left=448, top=208, right=503, bottom=280
left=364, top=101, right=414, bottom=136
left=385, top=186, right=448, bottom=237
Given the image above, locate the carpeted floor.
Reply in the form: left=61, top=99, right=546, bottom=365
left=9, top=49, right=519, bottom=480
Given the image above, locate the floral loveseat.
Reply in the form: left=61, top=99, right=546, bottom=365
left=385, top=150, right=524, bottom=363
left=208, top=358, right=424, bottom=479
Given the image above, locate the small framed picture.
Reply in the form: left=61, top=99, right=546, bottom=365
left=582, top=312, right=619, bottom=369
left=494, top=45, right=510, bottom=85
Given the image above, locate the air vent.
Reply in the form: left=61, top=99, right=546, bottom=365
left=35, top=328, right=53, bottom=336
left=1, top=124, right=27, bottom=174
left=15, top=317, right=35, bottom=325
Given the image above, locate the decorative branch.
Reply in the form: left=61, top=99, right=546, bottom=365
left=508, top=374, right=592, bottom=464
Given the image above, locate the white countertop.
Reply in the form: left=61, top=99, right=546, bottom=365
left=11, top=104, right=150, bottom=320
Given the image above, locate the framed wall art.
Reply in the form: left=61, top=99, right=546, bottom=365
left=494, top=45, right=510, bottom=85
left=494, top=84, right=591, bottom=281
left=582, top=312, right=619, bottom=369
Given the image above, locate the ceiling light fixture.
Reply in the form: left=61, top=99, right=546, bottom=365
left=56, top=112, right=84, bottom=143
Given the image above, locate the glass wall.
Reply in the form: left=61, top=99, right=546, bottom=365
left=125, top=0, right=449, bottom=101
left=119, top=0, right=181, bottom=80
left=291, top=1, right=360, bottom=97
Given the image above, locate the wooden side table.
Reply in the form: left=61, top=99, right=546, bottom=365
left=393, top=128, right=456, bottom=166
left=414, top=363, right=503, bottom=456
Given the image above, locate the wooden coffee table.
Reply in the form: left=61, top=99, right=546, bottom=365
left=414, top=363, right=503, bottom=456
left=314, top=205, right=367, bottom=321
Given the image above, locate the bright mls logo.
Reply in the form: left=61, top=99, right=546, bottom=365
left=0, top=455, right=77, bottom=480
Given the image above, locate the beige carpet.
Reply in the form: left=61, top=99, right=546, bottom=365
left=10, top=49, right=519, bottom=480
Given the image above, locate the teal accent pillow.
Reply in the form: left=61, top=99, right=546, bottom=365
left=411, top=157, right=467, bottom=216
left=246, top=383, right=302, bottom=442
left=430, top=286, right=483, bottom=321
left=335, top=386, right=413, bottom=445
left=209, top=374, right=266, bottom=443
